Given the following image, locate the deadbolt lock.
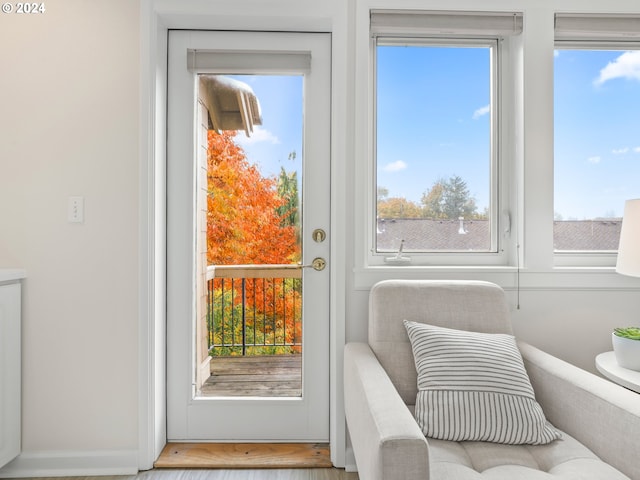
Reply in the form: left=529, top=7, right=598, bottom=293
left=312, top=228, right=327, bottom=243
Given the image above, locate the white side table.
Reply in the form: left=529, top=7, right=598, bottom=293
left=596, top=351, right=640, bottom=394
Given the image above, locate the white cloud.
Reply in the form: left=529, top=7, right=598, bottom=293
left=472, top=104, right=490, bottom=120
left=234, top=126, right=280, bottom=146
left=594, top=50, right=640, bottom=86
left=634, top=147, right=640, bottom=153
left=613, top=147, right=630, bottom=155
left=554, top=50, right=560, bottom=58
left=588, top=156, right=601, bottom=164
left=382, top=160, right=408, bottom=172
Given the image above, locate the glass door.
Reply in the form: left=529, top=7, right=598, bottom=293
left=166, top=30, right=331, bottom=441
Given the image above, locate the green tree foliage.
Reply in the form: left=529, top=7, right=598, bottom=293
left=377, top=186, right=389, bottom=201
left=377, top=175, right=487, bottom=220
left=421, top=175, right=482, bottom=219
left=421, top=181, right=446, bottom=219
left=277, top=167, right=299, bottom=228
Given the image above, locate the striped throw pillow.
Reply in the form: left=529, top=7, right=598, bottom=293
left=404, top=320, right=561, bottom=445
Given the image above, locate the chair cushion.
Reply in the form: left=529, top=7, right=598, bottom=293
left=404, top=321, right=561, bottom=445
left=428, top=430, right=630, bottom=479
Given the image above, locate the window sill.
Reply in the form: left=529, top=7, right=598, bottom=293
left=554, top=252, right=617, bottom=269
left=353, top=264, right=640, bottom=291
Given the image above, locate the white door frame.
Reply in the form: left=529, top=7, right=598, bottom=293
left=166, top=30, right=331, bottom=442
left=138, top=2, right=347, bottom=468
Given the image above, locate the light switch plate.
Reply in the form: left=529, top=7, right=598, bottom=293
left=68, top=196, right=84, bottom=223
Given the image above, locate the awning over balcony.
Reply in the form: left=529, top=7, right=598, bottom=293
left=199, top=75, right=262, bottom=137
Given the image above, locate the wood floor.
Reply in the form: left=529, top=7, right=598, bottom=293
left=201, top=355, right=302, bottom=397
left=146, top=470, right=357, bottom=479
left=13, top=470, right=358, bottom=480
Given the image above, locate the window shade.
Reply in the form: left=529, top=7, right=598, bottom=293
left=371, top=10, right=523, bottom=38
left=187, top=50, right=311, bottom=73
left=555, top=13, right=640, bottom=40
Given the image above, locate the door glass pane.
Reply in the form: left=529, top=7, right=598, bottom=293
left=198, top=74, right=304, bottom=397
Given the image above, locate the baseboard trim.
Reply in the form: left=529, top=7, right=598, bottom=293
left=344, top=447, right=357, bottom=473
left=0, top=449, right=139, bottom=478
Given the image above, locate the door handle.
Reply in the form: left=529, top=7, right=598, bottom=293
left=303, top=257, right=327, bottom=271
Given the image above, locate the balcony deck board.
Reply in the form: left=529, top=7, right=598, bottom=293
left=201, top=354, right=302, bottom=397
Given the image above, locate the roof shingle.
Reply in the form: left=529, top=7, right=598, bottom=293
left=376, top=218, right=622, bottom=252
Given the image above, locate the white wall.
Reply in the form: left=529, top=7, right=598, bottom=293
left=1, top=0, right=639, bottom=476
left=0, top=0, right=141, bottom=475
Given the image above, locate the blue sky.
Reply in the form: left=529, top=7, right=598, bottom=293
left=222, top=48, right=640, bottom=220
left=554, top=49, right=640, bottom=219
left=376, top=45, right=492, bottom=212
left=230, top=75, right=303, bottom=182
left=376, top=45, right=640, bottom=220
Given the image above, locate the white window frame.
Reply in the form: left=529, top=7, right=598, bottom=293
left=553, top=13, right=640, bottom=268
left=364, top=10, right=521, bottom=268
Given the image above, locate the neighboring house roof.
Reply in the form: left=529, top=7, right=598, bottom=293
left=553, top=219, right=622, bottom=251
left=377, top=218, right=490, bottom=251
left=376, top=218, right=622, bottom=251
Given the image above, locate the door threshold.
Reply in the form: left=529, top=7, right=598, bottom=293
left=155, top=443, right=332, bottom=469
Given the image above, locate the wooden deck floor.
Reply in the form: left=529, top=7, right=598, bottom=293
left=201, top=355, right=302, bottom=397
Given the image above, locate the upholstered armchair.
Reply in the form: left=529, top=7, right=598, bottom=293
left=344, top=280, right=640, bottom=480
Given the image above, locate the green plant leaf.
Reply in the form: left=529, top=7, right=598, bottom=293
left=614, top=327, right=640, bottom=340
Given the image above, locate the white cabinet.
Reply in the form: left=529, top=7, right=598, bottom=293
left=0, top=280, right=22, bottom=468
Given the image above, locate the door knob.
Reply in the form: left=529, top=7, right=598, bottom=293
left=305, top=257, right=326, bottom=271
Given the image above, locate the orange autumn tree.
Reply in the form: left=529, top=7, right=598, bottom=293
left=207, top=130, right=299, bottom=265
left=207, top=130, right=301, bottom=355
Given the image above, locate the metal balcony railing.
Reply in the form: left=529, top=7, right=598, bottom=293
left=206, top=265, right=302, bottom=356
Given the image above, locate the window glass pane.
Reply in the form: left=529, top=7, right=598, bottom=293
left=375, top=43, right=493, bottom=253
left=554, top=48, right=640, bottom=252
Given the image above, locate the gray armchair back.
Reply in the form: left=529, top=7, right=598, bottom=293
left=368, top=279, right=512, bottom=404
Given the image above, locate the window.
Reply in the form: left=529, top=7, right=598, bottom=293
left=376, top=41, right=494, bottom=254
left=370, top=11, right=522, bottom=264
left=554, top=14, right=640, bottom=255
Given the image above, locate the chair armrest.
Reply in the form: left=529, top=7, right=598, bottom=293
left=344, top=342, right=429, bottom=480
left=519, top=341, right=640, bottom=480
